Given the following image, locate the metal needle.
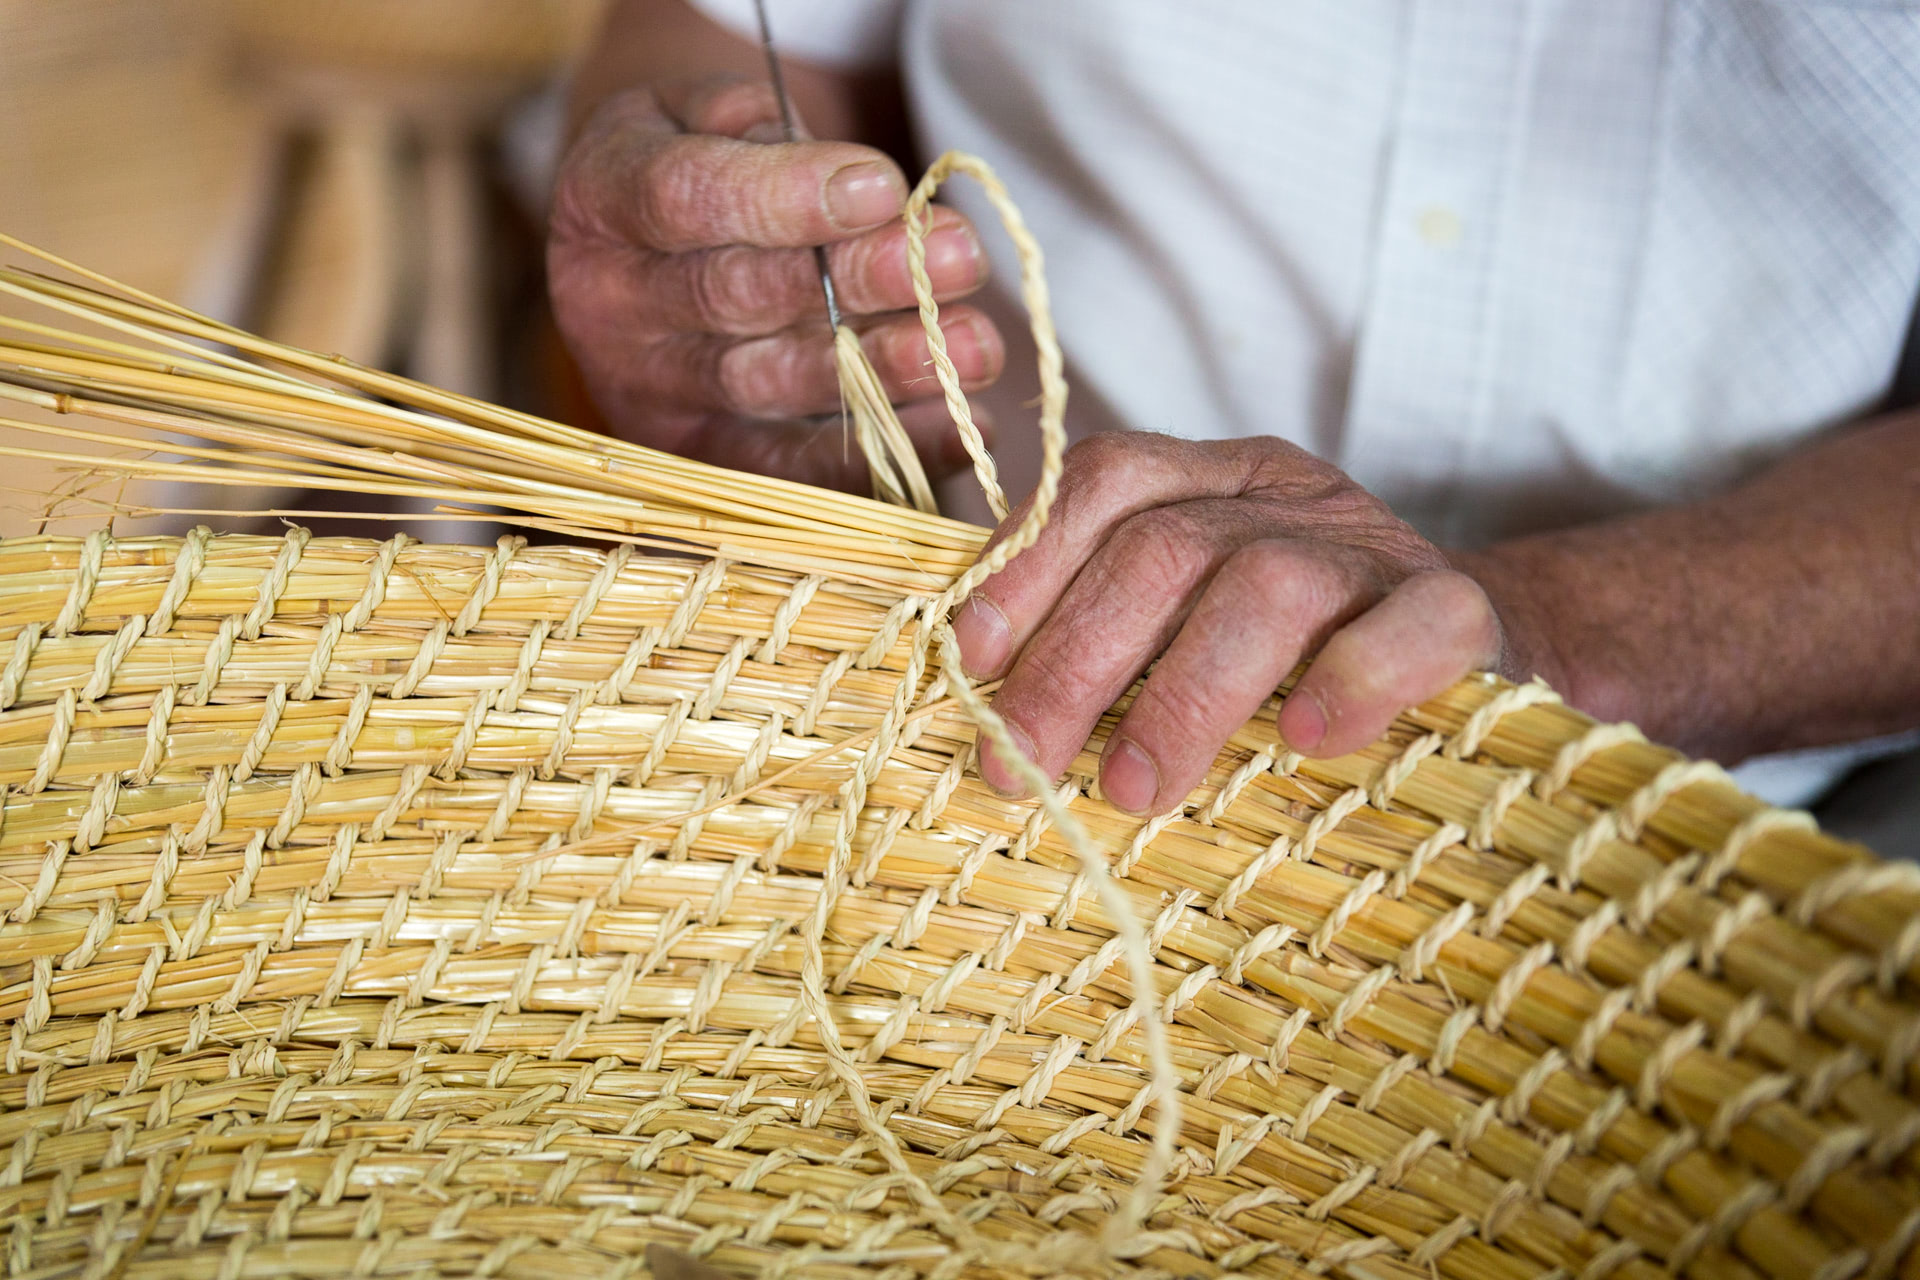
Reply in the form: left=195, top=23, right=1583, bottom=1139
left=751, top=0, right=845, bottom=333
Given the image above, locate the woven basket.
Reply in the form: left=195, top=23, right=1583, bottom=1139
left=0, top=158, right=1917, bottom=1280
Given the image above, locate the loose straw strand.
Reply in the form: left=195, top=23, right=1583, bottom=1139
left=903, top=153, right=1014, bottom=521
left=832, top=325, right=938, bottom=513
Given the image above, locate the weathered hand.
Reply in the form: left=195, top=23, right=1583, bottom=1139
left=953, top=432, right=1504, bottom=814
left=548, top=76, right=1003, bottom=487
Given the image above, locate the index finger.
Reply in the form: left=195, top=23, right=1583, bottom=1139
left=557, top=88, right=907, bottom=253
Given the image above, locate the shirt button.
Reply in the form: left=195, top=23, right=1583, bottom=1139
left=1416, top=205, right=1464, bottom=249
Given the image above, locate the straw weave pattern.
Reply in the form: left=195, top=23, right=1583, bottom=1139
left=1, top=155, right=1918, bottom=1279
left=0, top=528, right=1916, bottom=1280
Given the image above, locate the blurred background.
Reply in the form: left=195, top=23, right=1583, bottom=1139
left=0, top=0, right=610, bottom=537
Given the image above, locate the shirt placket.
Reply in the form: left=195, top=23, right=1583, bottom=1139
left=1341, top=0, right=1535, bottom=544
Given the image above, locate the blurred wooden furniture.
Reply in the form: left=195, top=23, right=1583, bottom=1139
left=0, top=0, right=604, bottom=535
left=226, top=1, right=603, bottom=395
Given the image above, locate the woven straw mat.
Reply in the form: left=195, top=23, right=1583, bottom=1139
left=0, top=154, right=1917, bottom=1280
left=0, top=528, right=1916, bottom=1280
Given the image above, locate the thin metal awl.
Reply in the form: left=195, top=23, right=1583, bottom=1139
left=751, top=0, right=844, bottom=333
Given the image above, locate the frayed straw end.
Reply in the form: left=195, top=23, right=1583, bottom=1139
left=833, top=324, right=938, bottom=514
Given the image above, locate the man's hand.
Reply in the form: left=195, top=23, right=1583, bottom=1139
left=953, top=432, right=1505, bottom=814
left=548, top=77, right=1004, bottom=488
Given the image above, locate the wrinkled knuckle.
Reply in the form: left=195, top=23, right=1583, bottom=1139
left=1061, top=432, right=1162, bottom=508
left=742, top=170, right=825, bottom=247
left=715, top=341, right=782, bottom=415
left=1245, top=433, right=1312, bottom=470
left=1017, top=644, right=1102, bottom=719
left=1218, top=539, right=1317, bottom=603
left=1241, top=437, right=1326, bottom=491
left=825, top=232, right=886, bottom=309
left=1320, top=484, right=1391, bottom=521
left=1107, top=508, right=1217, bottom=587
left=1380, top=528, right=1447, bottom=573
left=635, top=139, right=718, bottom=250
left=1135, top=677, right=1217, bottom=748
left=1249, top=544, right=1365, bottom=637
left=689, top=246, right=776, bottom=332
left=1065, top=430, right=1139, bottom=480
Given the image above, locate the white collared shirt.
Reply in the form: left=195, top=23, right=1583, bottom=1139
left=696, top=0, right=1920, bottom=801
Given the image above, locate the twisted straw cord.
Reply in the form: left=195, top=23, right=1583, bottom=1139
left=623, top=150, right=1187, bottom=1272
left=896, top=151, right=1183, bottom=1263
left=902, top=153, right=1012, bottom=521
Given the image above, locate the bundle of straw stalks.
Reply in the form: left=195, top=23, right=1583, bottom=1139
left=0, top=155, right=1915, bottom=1280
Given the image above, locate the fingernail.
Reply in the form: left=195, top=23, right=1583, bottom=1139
left=743, top=121, right=787, bottom=145
left=925, top=223, right=985, bottom=286
left=824, top=162, right=901, bottom=231
left=953, top=595, right=1012, bottom=677
left=1101, top=737, right=1160, bottom=815
left=1281, top=690, right=1327, bottom=753
left=981, top=719, right=1038, bottom=797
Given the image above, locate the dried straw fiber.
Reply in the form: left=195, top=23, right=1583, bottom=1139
left=0, top=155, right=1916, bottom=1280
